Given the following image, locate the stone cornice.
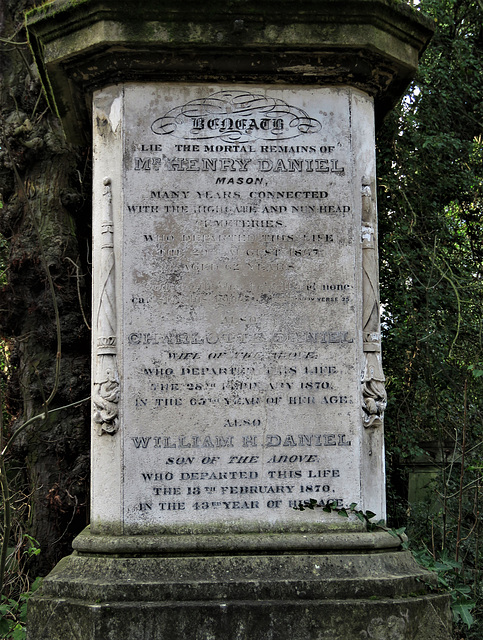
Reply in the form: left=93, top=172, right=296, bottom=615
left=26, top=0, right=434, bottom=143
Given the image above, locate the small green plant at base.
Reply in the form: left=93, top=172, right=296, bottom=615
left=411, top=548, right=475, bottom=630
left=294, top=499, right=409, bottom=546
left=0, top=536, right=42, bottom=640
left=294, top=498, right=383, bottom=528
left=0, top=577, right=42, bottom=640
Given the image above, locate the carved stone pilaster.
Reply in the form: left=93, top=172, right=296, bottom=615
left=361, top=180, right=386, bottom=428
left=93, top=177, right=120, bottom=435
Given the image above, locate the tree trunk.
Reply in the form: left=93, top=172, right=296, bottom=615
left=0, top=0, right=91, bottom=576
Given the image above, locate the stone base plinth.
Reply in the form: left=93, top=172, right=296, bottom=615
left=27, top=530, right=452, bottom=640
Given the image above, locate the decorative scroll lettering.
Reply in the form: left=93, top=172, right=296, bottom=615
left=151, top=90, right=322, bottom=143
left=93, top=177, right=120, bottom=435
left=361, top=180, right=386, bottom=428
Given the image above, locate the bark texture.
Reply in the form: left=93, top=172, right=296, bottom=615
left=0, top=0, right=91, bottom=575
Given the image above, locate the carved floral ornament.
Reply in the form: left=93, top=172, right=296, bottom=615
left=361, top=180, right=387, bottom=429
left=93, top=177, right=120, bottom=436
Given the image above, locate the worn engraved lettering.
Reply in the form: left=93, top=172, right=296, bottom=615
left=118, top=85, right=365, bottom=525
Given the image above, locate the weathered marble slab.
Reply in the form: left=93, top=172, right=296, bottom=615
left=92, top=83, right=382, bottom=534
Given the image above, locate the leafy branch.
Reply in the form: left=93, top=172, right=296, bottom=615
left=293, top=499, right=405, bottom=536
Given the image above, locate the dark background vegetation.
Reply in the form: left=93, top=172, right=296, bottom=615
left=0, top=0, right=482, bottom=637
left=0, top=0, right=91, bottom=586
left=377, top=0, right=483, bottom=634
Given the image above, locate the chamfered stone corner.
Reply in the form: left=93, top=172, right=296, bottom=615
left=26, top=0, right=435, bottom=144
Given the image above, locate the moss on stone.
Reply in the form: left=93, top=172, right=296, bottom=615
left=27, top=550, right=453, bottom=640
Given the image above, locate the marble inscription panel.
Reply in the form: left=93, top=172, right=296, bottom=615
left=117, top=84, right=366, bottom=531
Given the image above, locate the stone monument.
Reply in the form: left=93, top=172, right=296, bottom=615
left=26, top=1, right=453, bottom=638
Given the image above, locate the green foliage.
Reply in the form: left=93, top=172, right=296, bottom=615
left=0, top=576, right=41, bottom=640
left=377, top=0, right=483, bottom=637
left=294, top=499, right=384, bottom=530
left=378, top=0, right=483, bottom=454
left=412, top=548, right=476, bottom=629
left=0, top=533, right=41, bottom=640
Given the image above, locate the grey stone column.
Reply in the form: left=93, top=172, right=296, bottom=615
left=26, top=2, right=452, bottom=639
